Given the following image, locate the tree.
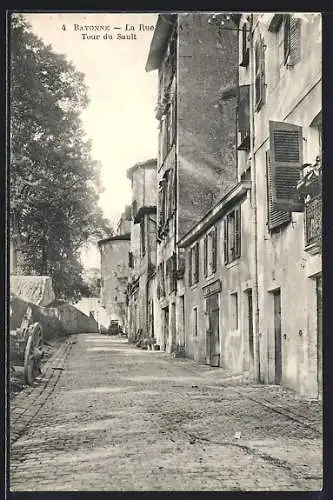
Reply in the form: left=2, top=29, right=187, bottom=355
left=10, top=14, right=112, bottom=299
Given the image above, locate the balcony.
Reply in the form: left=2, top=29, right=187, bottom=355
left=304, top=195, right=321, bottom=254
left=297, top=157, right=322, bottom=255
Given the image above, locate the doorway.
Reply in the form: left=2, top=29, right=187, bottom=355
left=163, top=306, right=169, bottom=352
left=273, top=289, right=282, bottom=384
left=206, top=293, right=220, bottom=367
left=316, top=274, right=322, bottom=399
left=246, top=289, right=254, bottom=369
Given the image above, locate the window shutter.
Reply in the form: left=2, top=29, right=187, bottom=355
left=235, top=208, right=241, bottom=258
left=269, top=121, right=304, bottom=212
left=283, top=14, right=291, bottom=63
left=266, top=150, right=292, bottom=230
left=288, top=17, right=301, bottom=67
left=189, top=248, right=192, bottom=286
left=203, top=235, right=208, bottom=277
left=240, top=23, right=249, bottom=67
left=212, top=228, right=217, bottom=273
left=224, top=219, right=228, bottom=265
left=195, top=242, right=200, bottom=283
left=128, top=251, right=133, bottom=268
left=255, top=36, right=265, bottom=111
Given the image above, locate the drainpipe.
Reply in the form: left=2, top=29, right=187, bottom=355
left=249, top=14, right=261, bottom=382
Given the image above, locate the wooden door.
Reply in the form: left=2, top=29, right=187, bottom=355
left=206, top=293, right=220, bottom=367
left=164, top=307, right=169, bottom=352
left=273, top=289, right=282, bottom=384
left=247, top=289, right=254, bottom=368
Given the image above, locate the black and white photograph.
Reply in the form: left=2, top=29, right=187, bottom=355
left=8, top=11, right=322, bottom=492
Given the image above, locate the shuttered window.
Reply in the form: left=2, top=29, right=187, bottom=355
left=284, top=14, right=301, bottom=67
left=255, top=35, right=265, bottom=111
left=224, top=207, right=241, bottom=265
left=266, top=150, right=291, bottom=231
left=189, top=242, right=200, bottom=286
left=212, top=227, right=217, bottom=274
left=128, top=251, right=133, bottom=268
left=240, top=22, right=249, bottom=67
left=283, top=14, right=291, bottom=63
left=204, top=235, right=208, bottom=277
left=204, top=227, right=217, bottom=277
left=269, top=120, right=304, bottom=212
left=224, top=219, right=228, bottom=264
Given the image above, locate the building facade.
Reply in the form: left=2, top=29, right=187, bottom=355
left=145, top=13, right=239, bottom=353
left=126, top=159, right=159, bottom=344
left=243, top=12, right=322, bottom=398
left=178, top=180, right=254, bottom=375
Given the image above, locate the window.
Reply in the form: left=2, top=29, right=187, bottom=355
left=166, top=253, right=177, bottom=293
left=192, top=307, right=198, bottom=337
left=230, top=293, right=239, bottom=330
left=224, top=207, right=241, bottom=265
left=140, top=219, right=146, bottom=257
left=255, top=35, right=265, bottom=111
left=268, top=121, right=304, bottom=213
left=128, top=251, right=133, bottom=268
left=189, top=242, right=199, bottom=286
left=240, top=22, right=249, bottom=67
left=204, top=227, right=217, bottom=277
left=266, top=150, right=291, bottom=231
left=157, top=262, right=165, bottom=299
left=283, top=14, right=291, bottom=63
left=270, top=14, right=301, bottom=71
left=284, top=14, right=301, bottom=67
left=237, top=85, right=250, bottom=151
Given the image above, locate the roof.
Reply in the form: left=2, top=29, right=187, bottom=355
left=145, top=14, right=177, bottom=72
left=97, top=233, right=131, bottom=246
left=177, top=181, right=251, bottom=248
left=126, top=158, right=157, bottom=180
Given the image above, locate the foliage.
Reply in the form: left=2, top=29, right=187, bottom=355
left=10, top=14, right=112, bottom=300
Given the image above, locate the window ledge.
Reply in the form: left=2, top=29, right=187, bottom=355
left=304, top=241, right=321, bottom=255
left=225, top=259, right=240, bottom=270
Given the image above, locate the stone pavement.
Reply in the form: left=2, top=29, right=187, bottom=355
left=9, top=334, right=323, bottom=492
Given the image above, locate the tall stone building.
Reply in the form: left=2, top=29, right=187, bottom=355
left=98, top=210, right=131, bottom=333
left=145, top=13, right=239, bottom=353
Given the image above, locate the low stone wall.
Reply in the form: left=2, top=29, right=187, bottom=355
left=10, top=276, right=55, bottom=306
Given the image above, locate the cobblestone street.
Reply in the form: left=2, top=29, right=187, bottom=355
left=10, top=334, right=323, bottom=491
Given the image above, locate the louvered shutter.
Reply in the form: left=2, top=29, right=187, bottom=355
left=288, top=17, right=301, bottom=66
left=195, top=242, right=200, bottom=283
left=212, top=228, right=217, bottom=273
left=189, top=248, right=193, bottom=286
left=235, top=208, right=241, bottom=258
left=269, top=121, right=304, bottom=212
left=255, top=36, right=265, bottom=111
left=224, top=219, right=228, bottom=264
left=266, top=150, right=292, bottom=230
left=283, top=14, right=291, bottom=63
left=204, top=235, right=208, bottom=277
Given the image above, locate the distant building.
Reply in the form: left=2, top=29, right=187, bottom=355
left=98, top=216, right=131, bottom=332
left=126, top=159, right=159, bottom=343
left=145, top=13, right=239, bottom=353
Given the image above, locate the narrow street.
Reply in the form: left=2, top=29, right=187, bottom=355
left=10, top=334, right=322, bottom=492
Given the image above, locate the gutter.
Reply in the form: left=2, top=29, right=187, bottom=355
left=249, top=14, right=261, bottom=382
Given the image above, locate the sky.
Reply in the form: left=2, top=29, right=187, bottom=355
left=24, top=13, right=159, bottom=268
